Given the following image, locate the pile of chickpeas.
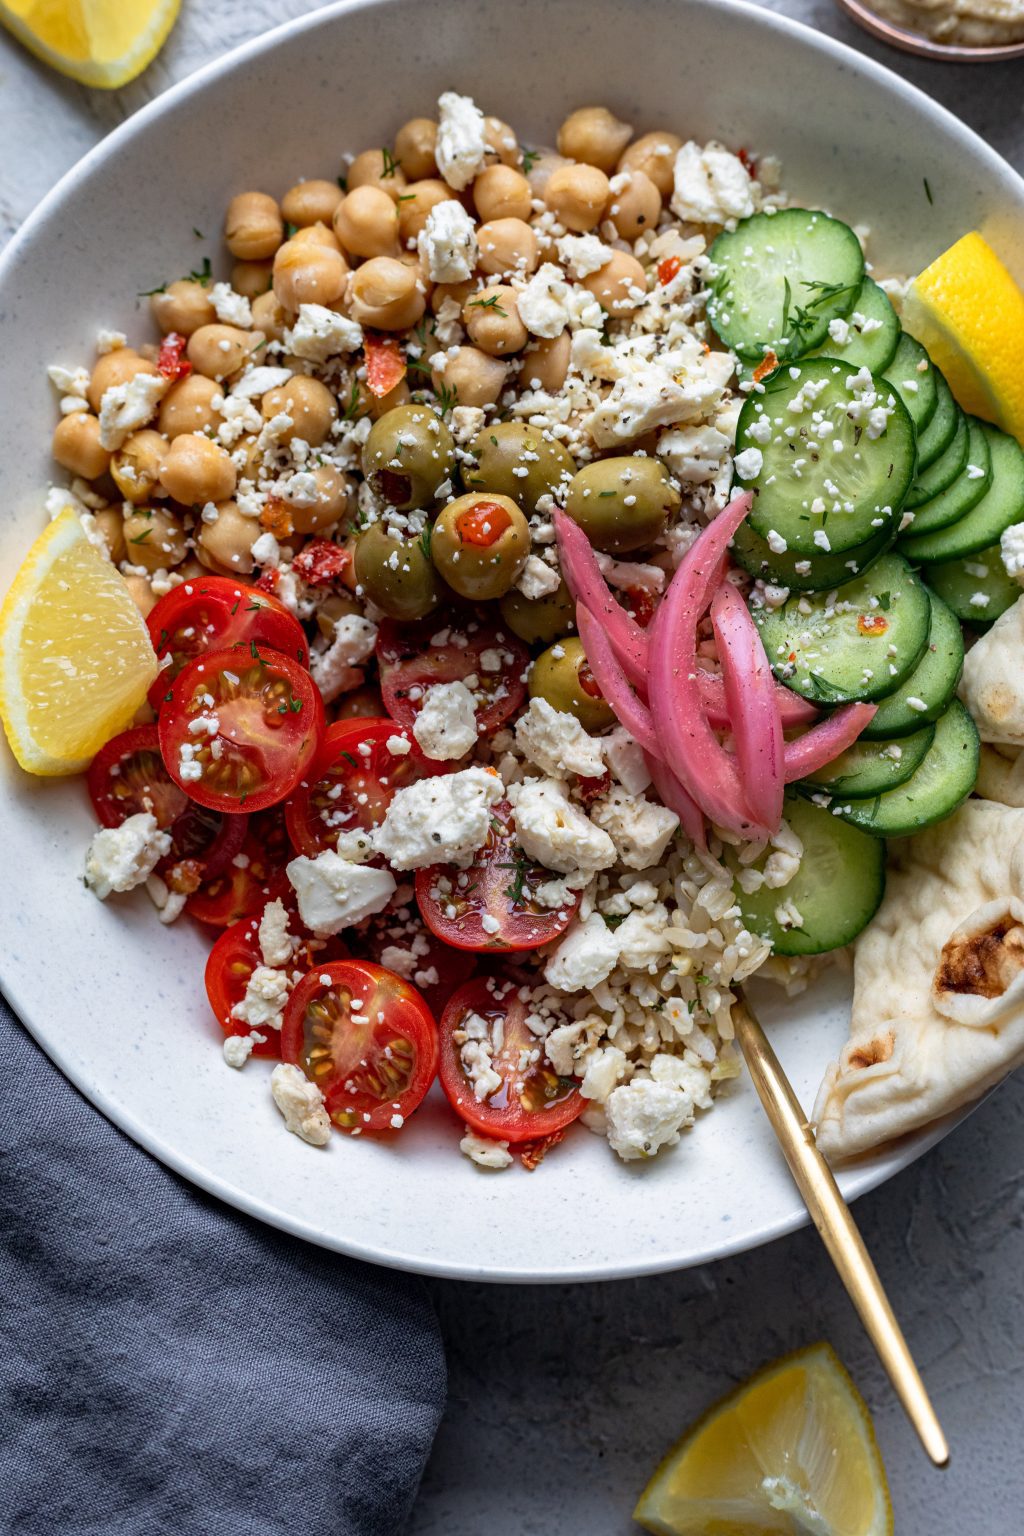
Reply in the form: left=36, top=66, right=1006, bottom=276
left=49, top=102, right=689, bottom=646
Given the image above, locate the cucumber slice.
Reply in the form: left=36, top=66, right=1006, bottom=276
left=912, top=371, right=959, bottom=473
left=800, top=721, right=935, bottom=797
left=924, top=542, right=1020, bottom=629
left=707, top=209, right=864, bottom=362
left=805, top=276, right=900, bottom=374
left=754, top=553, right=930, bottom=704
left=825, top=700, right=979, bottom=838
left=734, top=358, right=916, bottom=556
left=905, top=407, right=968, bottom=508
left=728, top=796, right=886, bottom=956
left=900, top=417, right=992, bottom=536
left=860, top=591, right=964, bottom=738
left=731, top=519, right=894, bottom=592
left=883, top=333, right=938, bottom=435
left=899, top=424, right=1024, bottom=563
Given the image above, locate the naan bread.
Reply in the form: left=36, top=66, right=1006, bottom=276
left=814, top=800, right=1024, bottom=1159
left=975, top=742, right=1024, bottom=806
left=960, top=596, right=1024, bottom=746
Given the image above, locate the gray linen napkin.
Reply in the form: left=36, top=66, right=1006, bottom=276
left=0, top=996, right=445, bottom=1536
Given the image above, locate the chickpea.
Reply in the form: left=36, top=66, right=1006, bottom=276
left=544, top=164, right=611, bottom=233
left=92, top=507, right=126, bottom=565
left=87, top=349, right=159, bottom=413
left=159, top=375, right=222, bottom=440
left=281, top=178, right=344, bottom=228
left=397, top=179, right=458, bottom=244
left=521, top=331, right=571, bottom=393
left=261, top=376, right=337, bottom=447
left=272, top=237, right=348, bottom=310
left=366, top=377, right=412, bottom=419
left=347, top=148, right=407, bottom=201
left=250, top=290, right=288, bottom=342
left=150, top=279, right=216, bottom=337
left=526, top=154, right=570, bottom=199
left=475, top=218, right=539, bottom=278
left=231, top=259, right=274, bottom=300
left=290, top=222, right=343, bottom=252
left=187, top=324, right=255, bottom=382
left=122, top=506, right=188, bottom=572
left=159, top=433, right=236, bottom=504
left=483, top=117, right=520, bottom=168
left=52, top=413, right=110, bottom=480
left=582, top=251, right=648, bottom=315
left=395, top=118, right=438, bottom=181
left=111, top=429, right=166, bottom=503
left=430, top=345, right=507, bottom=409
left=283, top=464, right=354, bottom=534
left=473, top=165, right=532, bottom=224
left=605, top=168, right=662, bottom=241
left=123, top=573, right=157, bottom=619
left=430, top=278, right=476, bottom=315
left=224, top=191, right=284, bottom=260
left=557, top=107, right=633, bottom=173
left=617, top=131, right=683, bottom=200
left=347, top=257, right=425, bottom=331
left=333, top=186, right=400, bottom=260
left=462, top=284, right=527, bottom=356
left=196, top=500, right=261, bottom=575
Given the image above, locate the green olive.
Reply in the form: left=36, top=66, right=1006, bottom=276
left=430, top=492, right=530, bottom=601
left=499, top=579, right=576, bottom=645
left=361, top=403, right=455, bottom=512
left=354, top=524, right=440, bottom=620
left=564, top=455, right=680, bottom=553
left=463, top=421, right=576, bottom=515
left=528, top=636, right=615, bottom=731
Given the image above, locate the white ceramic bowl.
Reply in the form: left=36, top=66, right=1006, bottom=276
left=2, top=0, right=1022, bottom=1282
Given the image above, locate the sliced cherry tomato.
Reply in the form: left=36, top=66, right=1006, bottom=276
left=575, top=770, right=611, bottom=805
left=364, top=332, right=407, bottom=397
left=620, top=586, right=658, bottom=628
left=455, top=498, right=513, bottom=547
left=292, top=539, right=351, bottom=587
left=188, top=807, right=290, bottom=927
left=657, top=254, right=682, bottom=286
left=147, top=576, right=307, bottom=708
left=352, top=900, right=477, bottom=1019
left=284, top=716, right=449, bottom=857
left=415, top=798, right=580, bottom=953
left=280, top=959, right=439, bottom=1133
left=205, top=906, right=349, bottom=1056
left=159, top=645, right=325, bottom=814
left=376, top=614, right=529, bottom=734
left=438, top=978, right=583, bottom=1144
left=86, top=724, right=246, bottom=879
left=157, top=331, right=192, bottom=380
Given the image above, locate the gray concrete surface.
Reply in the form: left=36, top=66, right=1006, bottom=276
left=2, top=2, right=1021, bottom=1528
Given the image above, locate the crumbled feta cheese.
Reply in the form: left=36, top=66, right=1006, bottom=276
left=515, top=553, right=562, bottom=600
left=270, top=1063, right=332, bottom=1147
left=223, top=1033, right=262, bottom=1069
left=412, top=680, right=479, bottom=760
left=310, top=614, right=378, bottom=703
left=210, top=282, right=253, bottom=328
left=556, top=234, right=613, bottom=280
left=259, top=898, right=295, bottom=967
left=284, top=303, right=363, bottom=363
left=515, top=263, right=572, bottom=339
left=96, top=329, right=127, bottom=355
left=144, top=873, right=187, bottom=924
left=605, top=1078, right=696, bottom=1160
left=615, top=905, right=672, bottom=970
left=657, top=423, right=731, bottom=487
left=250, top=531, right=280, bottom=568
left=459, top=1127, right=513, bottom=1169
left=515, top=698, right=605, bottom=779
left=670, top=141, right=758, bottom=225
left=231, top=366, right=294, bottom=399
left=287, top=850, right=396, bottom=935
left=372, top=767, right=504, bottom=869
left=579, top=1045, right=628, bottom=1104
left=387, top=734, right=412, bottom=757
left=733, top=446, right=763, bottom=480
left=85, top=812, right=171, bottom=900
left=418, top=200, right=479, bottom=283
left=47, top=363, right=90, bottom=398
left=545, top=912, right=621, bottom=991
left=231, top=966, right=291, bottom=1031
left=435, top=91, right=487, bottom=190
left=603, top=728, right=652, bottom=795
left=1001, top=522, right=1024, bottom=583
left=98, top=372, right=169, bottom=450
left=589, top=787, right=679, bottom=869
left=512, top=778, right=616, bottom=875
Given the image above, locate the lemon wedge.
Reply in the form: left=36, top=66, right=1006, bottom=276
left=0, top=0, right=180, bottom=89
left=634, top=1342, right=893, bottom=1536
left=0, top=509, right=157, bottom=775
left=902, top=232, right=1024, bottom=444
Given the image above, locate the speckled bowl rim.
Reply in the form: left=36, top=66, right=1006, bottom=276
left=0, top=0, right=1020, bottom=1282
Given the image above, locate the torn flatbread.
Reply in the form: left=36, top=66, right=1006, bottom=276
left=814, top=799, right=1024, bottom=1159
left=959, top=596, right=1024, bottom=746
left=975, top=742, right=1024, bottom=807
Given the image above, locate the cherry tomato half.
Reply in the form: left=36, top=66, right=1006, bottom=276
left=376, top=614, right=529, bottom=734
left=281, top=959, right=439, bottom=1134
left=438, top=978, right=583, bottom=1144
left=86, top=724, right=246, bottom=880
left=188, top=807, right=291, bottom=927
left=147, top=576, right=307, bottom=708
left=415, top=798, right=581, bottom=953
left=159, top=645, right=325, bottom=814
left=284, top=716, right=449, bottom=857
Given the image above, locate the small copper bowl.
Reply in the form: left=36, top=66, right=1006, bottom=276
left=834, top=0, right=1024, bottom=59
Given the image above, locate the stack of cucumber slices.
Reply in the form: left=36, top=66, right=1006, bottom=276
left=709, top=207, right=1024, bottom=955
